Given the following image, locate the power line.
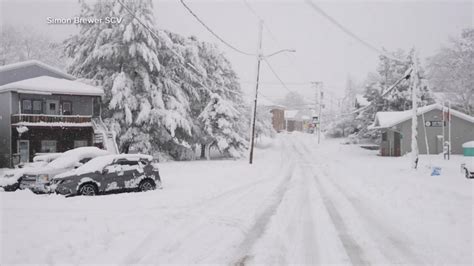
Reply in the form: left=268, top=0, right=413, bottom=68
left=305, top=0, right=406, bottom=63
left=179, top=0, right=256, bottom=57
left=263, top=58, right=294, bottom=94
left=116, top=0, right=242, bottom=96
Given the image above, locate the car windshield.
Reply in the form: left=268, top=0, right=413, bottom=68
left=47, top=147, right=109, bottom=169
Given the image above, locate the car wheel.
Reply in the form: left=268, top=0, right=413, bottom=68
left=79, top=183, right=97, bottom=196
left=139, top=179, right=156, bottom=192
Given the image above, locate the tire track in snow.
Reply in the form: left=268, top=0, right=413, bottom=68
left=291, top=139, right=370, bottom=265
left=231, top=142, right=297, bottom=265
left=299, top=136, right=424, bottom=265
left=119, top=138, right=295, bottom=265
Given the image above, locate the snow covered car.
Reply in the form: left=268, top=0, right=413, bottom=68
left=461, top=141, right=474, bottom=179
left=461, top=161, right=474, bottom=178
left=0, top=153, right=61, bottom=191
left=51, top=154, right=161, bottom=196
left=19, top=147, right=110, bottom=193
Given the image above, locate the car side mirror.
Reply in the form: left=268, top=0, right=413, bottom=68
left=102, top=168, right=109, bottom=175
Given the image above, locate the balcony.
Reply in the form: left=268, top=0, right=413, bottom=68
left=11, top=114, right=92, bottom=126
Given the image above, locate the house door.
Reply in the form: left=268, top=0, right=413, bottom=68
left=393, top=132, right=401, bottom=156
left=18, top=140, right=29, bottom=163
left=45, top=100, right=60, bottom=115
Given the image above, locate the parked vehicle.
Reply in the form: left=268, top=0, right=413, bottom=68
left=461, top=141, right=474, bottom=179
left=51, top=154, right=161, bottom=196
left=0, top=153, right=62, bottom=191
left=461, top=162, right=473, bottom=178
left=18, top=147, right=110, bottom=193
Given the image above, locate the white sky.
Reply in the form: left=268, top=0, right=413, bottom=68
left=1, top=0, right=472, bottom=102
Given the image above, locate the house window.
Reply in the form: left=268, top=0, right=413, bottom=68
left=74, top=140, right=88, bottom=148
left=382, top=132, right=387, bottom=141
left=22, top=100, right=32, bottom=114
left=32, top=100, right=42, bottom=114
left=62, top=101, right=72, bottom=115
left=41, top=140, right=57, bottom=153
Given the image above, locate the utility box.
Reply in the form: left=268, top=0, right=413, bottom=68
left=462, top=141, right=474, bottom=156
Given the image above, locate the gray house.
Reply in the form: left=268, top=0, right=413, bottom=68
left=371, top=104, right=474, bottom=156
left=0, top=60, right=117, bottom=167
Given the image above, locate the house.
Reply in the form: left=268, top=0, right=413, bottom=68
left=284, top=109, right=313, bottom=132
left=0, top=60, right=118, bottom=167
left=371, top=104, right=474, bottom=156
left=255, top=97, right=287, bottom=132
left=270, top=107, right=285, bottom=132
left=284, top=110, right=302, bottom=132
left=355, top=94, right=369, bottom=109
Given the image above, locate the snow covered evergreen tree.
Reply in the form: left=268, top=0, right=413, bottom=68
left=65, top=0, right=248, bottom=160
left=357, top=49, right=434, bottom=140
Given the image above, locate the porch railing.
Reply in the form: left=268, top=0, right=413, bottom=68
left=11, top=114, right=92, bottom=124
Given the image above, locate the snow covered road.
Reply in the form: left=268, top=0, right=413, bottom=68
left=1, top=134, right=472, bottom=265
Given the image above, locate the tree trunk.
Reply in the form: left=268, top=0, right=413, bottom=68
left=200, top=144, right=206, bottom=159
left=206, top=144, right=211, bottom=161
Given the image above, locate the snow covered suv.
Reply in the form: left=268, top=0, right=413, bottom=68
left=19, top=147, right=110, bottom=193
left=51, top=154, right=161, bottom=196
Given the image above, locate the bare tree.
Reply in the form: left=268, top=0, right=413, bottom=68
left=427, top=28, right=473, bottom=115
left=0, top=24, right=66, bottom=69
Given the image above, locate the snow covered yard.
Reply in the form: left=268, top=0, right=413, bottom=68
left=0, top=134, right=472, bottom=265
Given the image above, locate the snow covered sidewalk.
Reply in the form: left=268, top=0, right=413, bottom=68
left=0, top=134, right=472, bottom=265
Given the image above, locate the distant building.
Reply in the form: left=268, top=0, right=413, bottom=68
left=270, top=107, right=285, bottom=132
left=371, top=104, right=474, bottom=156
left=284, top=109, right=313, bottom=132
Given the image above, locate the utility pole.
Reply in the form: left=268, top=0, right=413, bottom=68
left=411, top=55, right=419, bottom=169
left=311, top=81, right=323, bottom=144
left=248, top=20, right=263, bottom=164
left=318, top=82, right=323, bottom=144
left=448, top=101, right=451, bottom=160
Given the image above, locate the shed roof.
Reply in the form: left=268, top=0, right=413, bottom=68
left=0, top=76, right=104, bottom=96
left=371, top=103, right=474, bottom=129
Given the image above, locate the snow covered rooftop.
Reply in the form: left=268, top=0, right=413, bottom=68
left=0, top=60, right=75, bottom=80
left=0, top=76, right=104, bottom=96
left=355, top=94, right=370, bottom=106
left=371, top=104, right=474, bottom=129
left=284, top=110, right=299, bottom=120
left=462, top=141, right=474, bottom=148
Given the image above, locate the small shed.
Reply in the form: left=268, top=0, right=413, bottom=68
left=371, top=104, right=474, bottom=156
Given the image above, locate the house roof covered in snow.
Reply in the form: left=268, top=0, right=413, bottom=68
left=355, top=94, right=370, bottom=106
left=371, top=103, right=474, bottom=129
left=284, top=110, right=300, bottom=120
left=0, top=60, right=75, bottom=80
left=0, top=76, right=104, bottom=96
